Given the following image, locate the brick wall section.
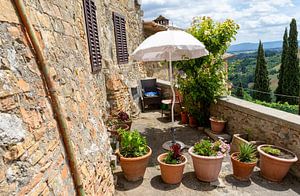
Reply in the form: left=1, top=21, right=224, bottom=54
left=0, top=0, right=145, bottom=195
left=210, top=96, right=300, bottom=178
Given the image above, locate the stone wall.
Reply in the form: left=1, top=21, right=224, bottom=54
left=210, top=96, right=300, bottom=178
left=0, top=0, right=145, bottom=195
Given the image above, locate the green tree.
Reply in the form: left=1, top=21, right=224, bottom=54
left=275, top=28, right=288, bottom=102
left=253, top=41, right=271, bottom=102
left=282, top=18, right=300, bottom=104
left=236, top=82, right=244, bottom=98
left=176, top=17, right=239, bottom=125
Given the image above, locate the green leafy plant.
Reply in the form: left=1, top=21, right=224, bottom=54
left=119, top=130, right=148, bottom=158
left=164, top=143, right=182, bottom=164
left=262, top=146, right=281, bottom=156
left=193, top=139, right=229, bottom=157
left=176, top=16, right=239, bottom=125
left=237, top=143, right=257, bottom=163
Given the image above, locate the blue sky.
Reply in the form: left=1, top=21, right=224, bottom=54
left=142, top=0, right=300, bottom=44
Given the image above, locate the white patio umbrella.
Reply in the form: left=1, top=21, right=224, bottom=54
left=132, top=30, right=209, bottom=149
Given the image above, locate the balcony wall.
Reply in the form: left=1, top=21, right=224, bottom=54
left=210, top=96, right=300, bottom=178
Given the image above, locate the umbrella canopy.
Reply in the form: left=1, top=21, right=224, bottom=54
left=131, top=29, right=209, bottom=150
left=132, top=30, right=209, bottom=61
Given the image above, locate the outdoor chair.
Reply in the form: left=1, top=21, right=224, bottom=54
left=161, top=90, right=183, bottom=117
left=140, top=78, right=162, bottom=112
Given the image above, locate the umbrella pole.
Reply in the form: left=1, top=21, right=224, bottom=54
left=169, top=52, right=176, bottom=144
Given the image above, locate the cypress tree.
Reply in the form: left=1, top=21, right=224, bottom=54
left=253, top=41, right=271, bottom=102
left=275, top=28, right=288, bottom=102
left=236, top=82, right=244, bottom=98
left=282, top=18, right=300, bottom=104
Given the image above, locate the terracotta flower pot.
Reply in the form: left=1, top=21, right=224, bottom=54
left=188, top=147, right=224, bottom=182
left=209, top=117, right=226, bottom=134
left=188, top=116, right=197, bottom=128
left=119, top=146, right=152, bottom=181
left=157, top=153, right=187, bottom=184
left=231, top=152, right=257, bottom=181
left=257, top=145, right=298, bottom=182
left=122, top=119, right=132, bottom=128
left=109, top=123, right=130, bottom=141
left=180, top=112, right=188, bottom=124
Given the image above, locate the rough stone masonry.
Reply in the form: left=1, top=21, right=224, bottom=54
left=0, top=0, right=146, bottom=195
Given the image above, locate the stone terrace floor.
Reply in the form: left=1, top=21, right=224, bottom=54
left=114, top=111, right=300, bottom=196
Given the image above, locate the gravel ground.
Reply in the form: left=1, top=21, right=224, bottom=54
left=114, top=111, right=300, bottom=196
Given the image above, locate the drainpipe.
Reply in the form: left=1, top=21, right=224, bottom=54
left=14, top=1, right=85, bottom=195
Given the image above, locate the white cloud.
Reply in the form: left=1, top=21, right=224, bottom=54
left=142, top=0, right=299, bottom=43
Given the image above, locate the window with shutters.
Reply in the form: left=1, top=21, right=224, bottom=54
left=83, top=0, right=102, bottom=73
left=113, top=12, right=128, bottom=64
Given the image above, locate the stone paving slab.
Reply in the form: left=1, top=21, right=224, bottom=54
left=114, top=111, right=300, bottom=196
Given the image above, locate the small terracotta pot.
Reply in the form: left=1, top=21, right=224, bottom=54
left=180, top=112, right=188, bottom=124
left=119, top=146, right=152, bottom=181
left=231, top=152, right=257, bottom=181
left=157, top=153, right=187, bottom=184
left=189, top=116, right=197, bottom=128
left=123, top=119, right=132, bottom=129
left=209, top=117, right=226, bottom=134
left=257, top=145, right=298, bottom=182
left=188, top=147, right=224, bottom=182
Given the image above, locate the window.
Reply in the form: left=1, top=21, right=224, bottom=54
left=83, top=0, right=102, bottom=73
left=113, top=12, right=128, bottom=64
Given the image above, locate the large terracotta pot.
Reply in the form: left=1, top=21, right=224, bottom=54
left=157, top=153, right=187, bottom=184
left=188, top=147, right=224, bottom=182
left=189, top=116, right=197, bottom=128
left=231, top=152, right=257, bottom=181
left=119, top=146, right=152, bottom=181
left=257, top=145, right=298, bottom=182
left=180, top=112, right=188, bottom=124
left=209, top=117, right=226, bottom=134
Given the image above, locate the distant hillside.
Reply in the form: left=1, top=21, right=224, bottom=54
left=228, top=41, right=284, bottom=52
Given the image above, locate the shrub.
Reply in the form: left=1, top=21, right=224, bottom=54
left=119, top=130, right=148, bottom=158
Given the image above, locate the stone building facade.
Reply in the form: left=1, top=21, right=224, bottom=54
left=0, top=0, right=145, bottom=195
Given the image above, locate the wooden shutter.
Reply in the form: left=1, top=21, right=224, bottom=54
left=83, top=0, right=102, bottom=73
left=113, top=12, right=128, bottom=64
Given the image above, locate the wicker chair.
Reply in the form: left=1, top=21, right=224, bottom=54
left=140, top=78, right=162, bottom=112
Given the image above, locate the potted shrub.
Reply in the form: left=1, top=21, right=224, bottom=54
left=157, top=143, right=187, bottom=184
left=188, top=114, right=197, bottom=128
left=180, top=110, right=188, bottom=124
left=231, top=143, right=257, bottom=181
left=117, top=130, right=152, bottom=181
left=257, top=145, right=298, bottom=182
left=209, top=116, right=226, bottom=134
left=188, top=139, right=229, bottom=182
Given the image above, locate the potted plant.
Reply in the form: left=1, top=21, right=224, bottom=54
left=209, top=116, right=226, bottom=134
left=231, top=143, right=257, bottom=181
left=157, top=143, right=187, bottom=184
left=117, top=130, right=152, bottom=181
left=188, top=114, right=197, bottom=128
left=117, top=111, right=132, bottom=128
left=188, top=139, right=229, bottom=182
left=257, top=144, right=298, bottom=182
left=180, top=107, right=188, bottom=124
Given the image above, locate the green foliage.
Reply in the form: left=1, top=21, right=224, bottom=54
left=252, top=100, right=298, bottom=114
left=253, top=41, right=271, bottom=102
left=262, top=146, right=281, bottom=156
left=176, top=17, right=239, bottom=124
left=237, top=143, right=257, bottom=163
left=236, top=82, right=244, bottom=98
left=282, top=18, right=300, bottom=104
left=193, top=139, right=229, bottom=157
left=276, top=28, right=289, bottom=102
left=163, top=143, right=182, bottom=164
left=119, top=130, right=148, bottom=158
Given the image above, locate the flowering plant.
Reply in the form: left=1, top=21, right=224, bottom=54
left=164, top=143, right=183, bottom=164
left=193, top=139, right=229, bottom=157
